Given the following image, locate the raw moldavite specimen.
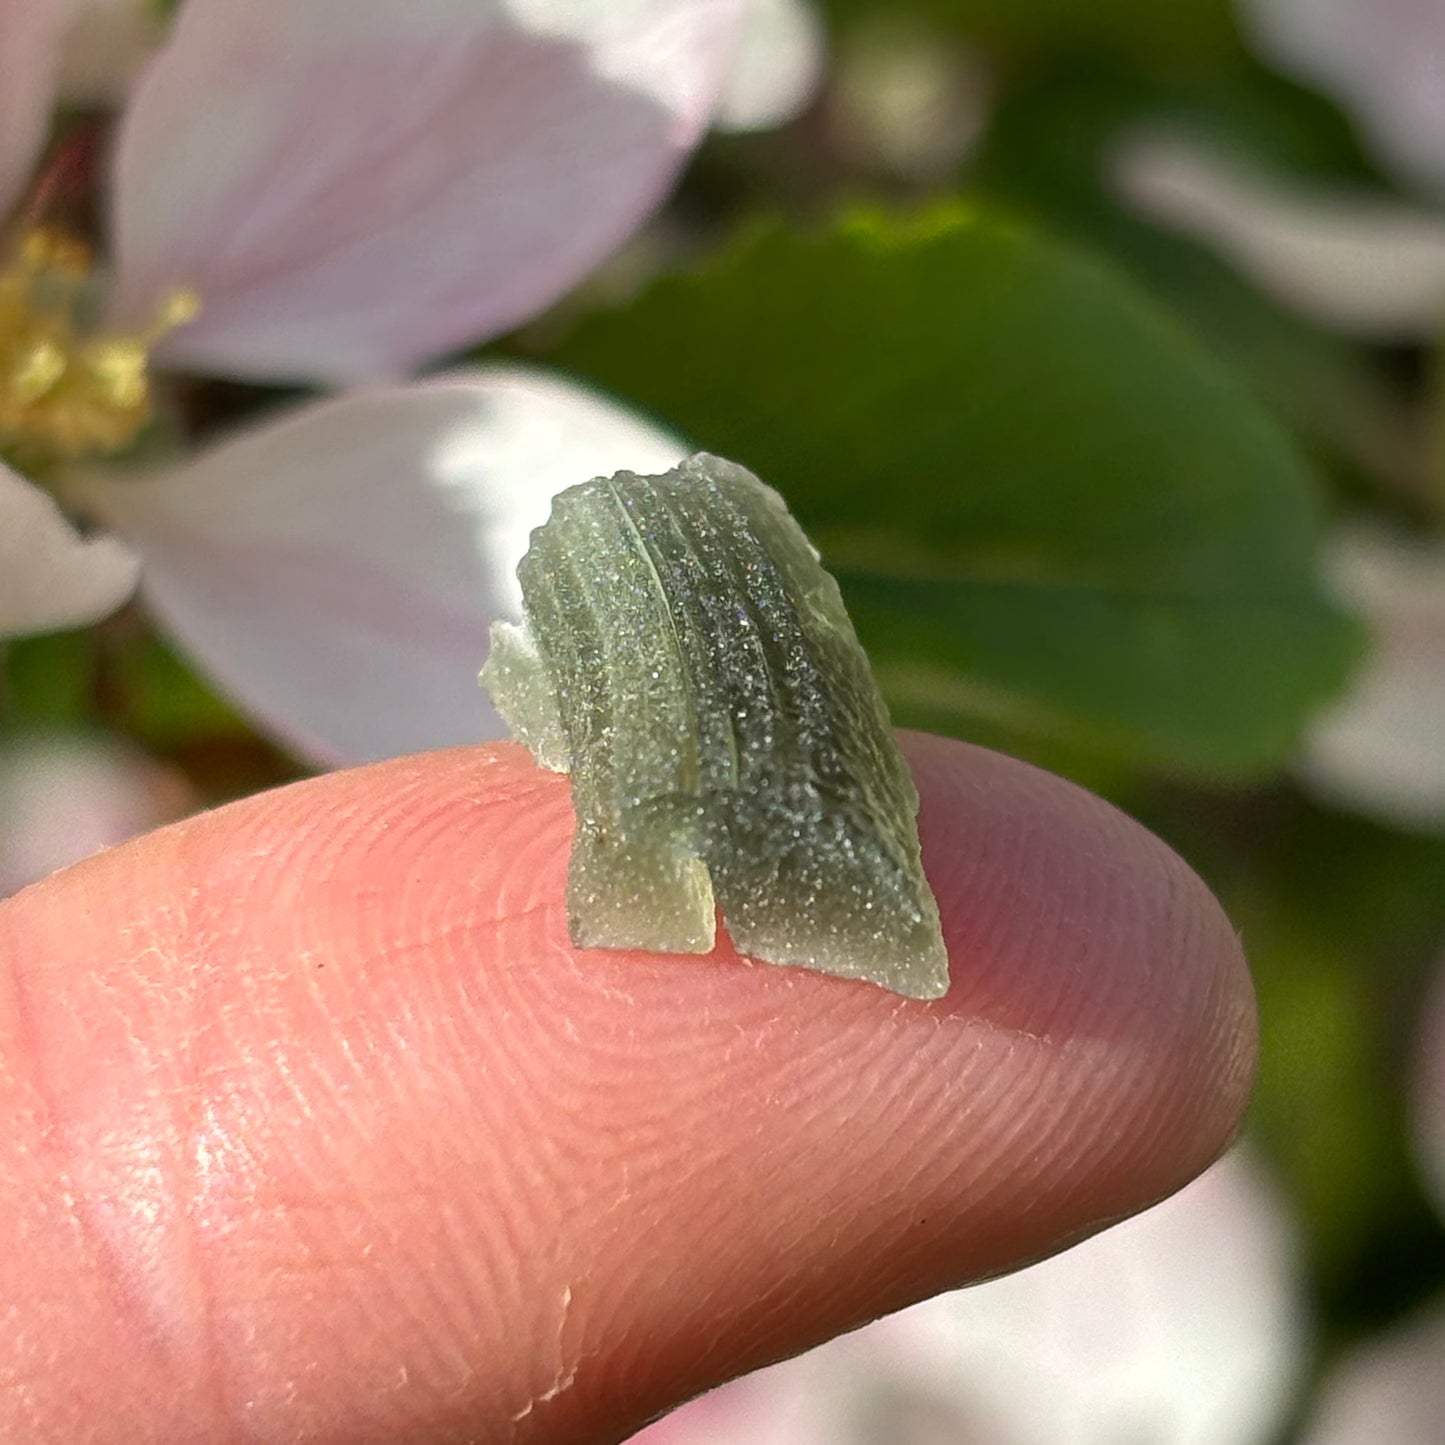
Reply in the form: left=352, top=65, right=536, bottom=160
left=481, top=453, right=949, bottom=1000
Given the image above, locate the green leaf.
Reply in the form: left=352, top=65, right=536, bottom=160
left=2, top=632, right=95, bottom=725
left=552, top=207, right=1362, bottom=778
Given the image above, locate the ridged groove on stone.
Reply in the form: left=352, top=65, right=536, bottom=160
left=482, top=453, right=949, bottom=1000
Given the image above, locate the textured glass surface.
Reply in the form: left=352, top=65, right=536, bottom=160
left=481, top=453, right=949, bottom=999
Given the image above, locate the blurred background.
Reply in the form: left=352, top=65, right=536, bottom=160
left=5, top=0, right=1445, bottom=1441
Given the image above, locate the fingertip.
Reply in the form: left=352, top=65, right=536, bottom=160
left=905, top=729, right=1256, bottom=1173
left=0, top=735, right=1257, bottom=1445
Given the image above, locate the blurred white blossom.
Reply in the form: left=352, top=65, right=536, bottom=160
left=1298, top=526, right=1445, bottom=831
left=1124, top=3, right=1445, bottom=339
left=631, top=1150, right=1305, bottom=1445
left=1112, top=132, right=1445, bottom=341
left=0, top=0, right=744, bottom=763
left=1299, top=1302, right=1445, bottom=1445
left=1241, top=0, right=1445, bottom=198
left=714, top=0, right=826, bottom=133
left=834, top=17, right=990, bottom=182
left=0, top=732, right=192, bottom=897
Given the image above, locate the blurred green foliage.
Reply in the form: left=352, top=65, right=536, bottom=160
left=1150, top=781, right=1445, bottom=1341
left=559, top=207, right=1360, bottom=778
left=3, top=626, right=284, bottom=802
left=6, top=1, right=1445, bottom=1431
left=822, top=0, right=1240, bottom=67
left=642, top=0, right=1445, bottom=1411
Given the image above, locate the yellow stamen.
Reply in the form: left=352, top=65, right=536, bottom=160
left=0, top=226, right=199, bottom=465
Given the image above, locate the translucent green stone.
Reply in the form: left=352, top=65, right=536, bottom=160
left=480, top=453, right=949, bottom=1000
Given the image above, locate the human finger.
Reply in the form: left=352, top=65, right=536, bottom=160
left=0, top=733, right=1254, bottom=1444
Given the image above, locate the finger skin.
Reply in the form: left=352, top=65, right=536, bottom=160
left=0, top=734, right=1255, bottom=1445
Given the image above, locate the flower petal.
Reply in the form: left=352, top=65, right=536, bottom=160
left=633, top=1150, right=1305, bottom=1445
left=107, top=0, right=748, bottom=384
left=1299, top=526, right=1445, bottom=830
left=0, top=0, right=71, bottom=216
left=1241, top=0, right=1445, bottom=196
left=1299, top=1301, right=1445, bottom=1445
left=80, top=367, right=687, bottom=765
left=713, top=0, right=826, bottom=134
left=0, top=730, right=192, bottom=898
left=1113, top=131, right=1445, bottom=341
left=0, top=462, right=139, bottom=639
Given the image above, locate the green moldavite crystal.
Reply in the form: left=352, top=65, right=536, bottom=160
left=481, top=453, right=950, bottom=1000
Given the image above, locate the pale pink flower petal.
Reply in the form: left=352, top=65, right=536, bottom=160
left=1242, top=0, right=1445, bottom=196
left=714, top=0, right=826, bottom=134
left=633, top=1151, right=1305, bottom=1445
left=0, top=0, right=71, bottom=215
left=1113, top=131, right=1445, bottom=340
left=1300, top=526, right=1445, bottom=830
left=0, top=461, right=139, bottom=639
left=1299, top=1301, right=1445, bottom=1445
left=80, top=368, right=686, bottom=765
left=107, top=0, right=747, bottom=385
left=0, top=732, right=192, bottom=898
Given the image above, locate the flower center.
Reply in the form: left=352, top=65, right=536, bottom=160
left=0, top=227, right=198, bottom=467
